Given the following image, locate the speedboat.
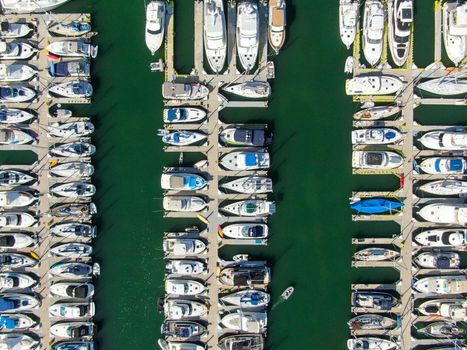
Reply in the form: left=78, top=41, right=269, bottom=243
left=443, top=2, right=467, bottom=66
left=418, top=203, right=467, bottom=225
left=222, top=82, right=271, bottom=98
left=221, top=311, right=267, bottom=333
left=50, top=142, right=96, bottom=157
left=219, top=267, right=271, bottom=287
left=163, top=196, right=207, bottom=212
left=0, top=64, right=36, bottom=82
left=347, top=338, right=397, bottom=350
left=204, top=0, right=227, bottom=72
left=163, top=299, right=208, bottom=319
left=346, top=75, right=405, bottom=95
left=221, top=200, right=276, bottom=216
left=0, top=294, right=40, bottom=312
left=0, top=334, right=38, bottom=350
left=50, top=182, right=96, bottom=198
left=351, top=198, right=404, bottom=214
left=219, top=335, right=264, bottom=350
left=220, top=176, right=272, bottom=194
left=163, top=107, right=206, bottom=124
left=268, top=0, right=286, bottom=53
left=0, top=212, right=36, bottom=228
left=352, top=151, right=404, bottom=169
left=0, top=233, right=36, bottom=249
left=419, top=157, right=466, bottom=174
left=388, top=0, right=413, bottom=66
left=50, top=321, right=95, bottom=339
left=158, top=340, right=204, bottom=350
left=51, top=109, right=72, bottom=118
left=363, top=0, right=385, bottom=66
left=0, top=0, right=71, bottom=13
left=0, top=22, right=33, bottom=38
left=0, top=170, right=34, bottom=186
left=414, top=251, right=460, bottom=269
left=47, top=41, right=98, bottom=59
left=414, top=229, right=467, bottom=248
left=49, top=80, right=93, bottom=98
left=49, top=61, right=90, bottom=77
left=353, top=105, right=401, bottom=120
left=49, top=262, right=96, bottom=279
left=220, top=150, right=270, bottom=170
left=417, top=321, right=464, bottom=338
left=0, top=314, right=35, bottom=330
left=0, top=253, right=36, bottom=268
left=48, top=121, right=94, bottom=138
left=351, top=128, right=402, bottom=145
left=163, top=238, right=207, bottom=256
left=145, top=1, right=166, bottom=55
left=413, top=275, right=467, bottom=294
left=0, top=272, right=36, bottom=290
left=0, top=86, right=35, bottom=102
left=50, top=243, right=92, bottom=258
left=0, top=128, right=34, bottom=145
left=352, top=292, right=399, bottom=310
left=420, top=131, right=467, bottom=151
left=51, top=202, right=97, bottom=218
left=159, top=130, right=207, bottom=146
left=50, top=162, right=94, bottom=178
left=220, top=289, right=270, bottom=308
left=339, top=0, right=360, bottom=49
left=161, top=173, right=207, bottom=191
left=49, top=302, right=95, bottom=319
left=165, top=279, right=206, bottom=296
left=418, top=299, right=467, bottom=321
left=52, top=342, right=97, bottom=350
left=0, top=191, right=36, bottom=208
left=161, top=320, right=206, bottom=339
left=348, top=314, right=396, bottom=331
left=165, top=260, right=207, bottom=275
left=221, top=223, right=268, bottom=239
left=50, top=223, right=96, bottom=239
left=419, top=180, right=467, bottom=196
left=220, top=127, right=271, bottom=147
left=236, top=1, right=259, bottom=71
left=0, top=109, right=35, bottom=124
left=162, top=83, right=209, bottom=100
left=48, top=21, right=91, bottom=37
left=417, top=77, right=467, bottom=95
left=0, top=41, right=35, bottom=60
left=354, top=248, right=399, bottom=261
left=50, top=282, right=94, bottom=299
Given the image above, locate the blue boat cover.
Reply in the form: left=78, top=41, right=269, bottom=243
left=167, top=109, right=180, bottom=121
left=245, top=154, right=257, bottom=166
left=351, top=199, right=404, bottom=214
left=449, top=159, right=463, bottom=171
left=0, top=298, right=15, bottom=311
left=188, top=176, right=199, bottom=188
left=385, top=131, right=396, bottom=140
left=434, top=159, right=442, bottom=173
left=0, top=316, right=16, bottom=329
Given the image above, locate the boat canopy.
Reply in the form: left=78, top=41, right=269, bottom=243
left=0, top=315, right=17, bottom=329
left=365, top=152, right=384, bottom=165
left=234, top=129, right=265, bottom=146
left=245, top=154, right=257, bottom=166
left=0, top=298, right=15, bottom=311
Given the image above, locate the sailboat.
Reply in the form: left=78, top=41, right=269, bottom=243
left=204, top=0, right=227, bottom=73
left=0, top=0, right=71, bottom=13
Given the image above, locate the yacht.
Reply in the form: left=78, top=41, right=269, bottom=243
left=418, top=203, right=467, bottom=225
left=419, top=157, right=466, bottom=175
left=363, top=0, right=385, bottom=66
left=163, top=196, right=207, bottom=212
left=0, top=41, right=35, bottom=60
left=159, top=130, right=207, bottom=146
left=352, top=291, right=399, bottom=310
left=163, top=299, right=208, bottom=319
left=47, top=41, right=98, bottom=58
left=0, top=191, right=36, bottom=208
left=163, top=238, right=207, bottom=256
left=420, top=131, right=466, bottom=150
left=49, top=61, right=91, bottom=77
left=0, top=212, right=36, bottom=228
left=347, top=338, right=397, bottom=350
left=49, top=302, right=95, bottom=319
left=158, top=340, right=204, bottom=350
left=0, top=85, right=35, bottom=103
left=50, top=162, right=94, bottom=178
left=51, top=202, right=97, bottom=218
left=220, top=176, right=272, bottom=194
left=0, top=170, right=34, bottom=186
left=221, top=200, right=276, bottom=216
left=414, top=229, right=466, bottom=248
left=0, top=64, right=36, bottom=82
left=237, top=1, right=259, bottom=71
left=50, top=223, right=96, bottom=239
left=49, top=80, right=93, bottom=98
left=268, top=0, right=286, bottom=54
left=0, top=253, right=36, bottom=268
left=0, top=0, right=71, bottom=13
left=50, top=142, right=96, bottom=157
left=48, top=20, right=92, bottom=37
left=0, top=22, right=33, bottom=38
left=0, top=272, right=36, bottom=290
left=221, top=223, right=268, bottom=239
left=0, top=294, right=39, bottom=312
left=49, top=262, right=96, bottom=279
left=0, top=128, right=34, bottom=145
left=50, top=282, right=94, bottom=299
left=221, top=311, right=267, bottom=333
left=219, top=266, right=271, bottom=287
left=162, top=83, right=209, bottom=100
left=0, top=314, right=35, bottom=330
left=222, top=82, right=271, bottom=98
left=413, top=275, right=467, bottom=294
left=220, top=289, right=270, bottom=308
left=161, top=173, right=207, bottom=190
left=352, top=150, right=404, bottom=169
left=346, top=75, right=405, bottom=95
left=165, top=260, right=207, bottom=275
left=417, top=77, right=467, bottom=95
left=354, top=248, right=399, bottom=261
left=0, top=232, right=36, bottom=249
left=50, top=321, right=95, bottom=339
left=165, top=279, right=206, bottom=296
left=418, top=298, right=467, bottom=321
left=351, top=128, right=403, bottom=145
left=220, top=127, right=272, bottom=147
left=348, top=314, right=396, bottom=331
left=419, top=180, right=467, bottom=196
left=50, top=182, right=96, bottom=198
left=0, top=334, right=38, bottom=350
left=48, top=121, right=94, bottom=138
left=417, top=321, right=464, bottom=338
left=161, top=320, right=206, bottom=339
left=145, top=1, right=166, bottom=55
left=204, top=0, right=227, bottom=73
left=353, top=105, right=401, bottom=120
left=388, top=0, right=413, bottom=66
left=50, top=243, right=93, bottom=258
left=220, top=150, right=270, bottom=170
left=0, top=108, right=35, bottom=124
left=219, top=335, right=264, bottom=350
left=163, top=107, right=206, bottom=124
left=443, top=2, right=467, bottom=66
left=414, top=251, right=460, bottom=269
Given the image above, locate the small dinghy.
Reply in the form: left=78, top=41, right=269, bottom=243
left=0, top=108, right=35, bottom=124
left=221, top=200, right=276, bottom=217
left=0, top=233, right=36, bottom=249
left=419, top=180, right=467, bottom=196
left=49, top=80, right=93, bottom=99
left=413, top=275, right=467, bottom=294
left=50, top=142, right=96, bottom=157
left=48, top=121, right=94, bottom=138
left=0, top=41, right=35, bottom=60
left=160, top=173, right=207, bottom=190
left=0, top=191, right=36, bottom=208
left=0, top=85, right=35, bottom=103
left=50, top=182, right=96, bottom=198
left=220, top=289, right=270, bottom=308
left=165, top=279, right=206, bottom=296
left=0, top=334, right=38, bottom=349
left=161, top=320, right=206, bottom=339
left=47, top=41, right=98, bottom=58
left=219, top=267, right=271, bottom=287
left=159, top=130, right=207, bottom=146
left=417, top=321, right=464, bottom=338
left=0, top=294, right=39, bottom=312
left=0, top=0, right=71, bottom=13
left=415, top=251, right=460, bottom=269
left=50, top=282, right=94, bottom=299
left=419, top=157, right=466, bottom=175
left=352, top=151, right=404, bottom=169
left=50, top=243, right=92, bottom=258
left=346, top=75, right=405, bottom=95
left=347, top=337, right=397, bottom=350
left=163, top=238, right=207, bottom=256
left=49, top=21, right=91, bottom=37
left=352, top=292, right=399, bottom=310
left=220, top=150, right=270, bottom=171
left=0, top=64, right=36, bottom=82
left=0, top=272, right=36, bottom=290
left=0, top=314, right=35, bottom=330
left=0, top=212, right=36, bottom=228
left=418, top=299, right=466, bottom=321
left=0, top=170, right=34, bottom=186
left=163, top=196, right=207, bottom=212
left=145, top=1, right=166, bottom=55
left=348, top=314, right=396, bottom=331
left=49, top=262, right=98, bottom=279
left=414, top=229, right=467, bottom=248
left=221, top=223, right=268, bottom=239
left=163, top=107, right=206, bottom=124
left=0, top=128, right=34, bottom=145
left=221, top=311, right=267, bottom=333
left=221, top=176, right=272, bottom=194
left=351, top=198, right=404, bottom=214
left=49, top=301, right=95, bottom=319
left=220, top=127, right=271, bottom=147
left=222, top=82, right=271, bottom=99
left=353, top=105, right=401, bottom=120
left=420, top=131, right=467, bottom=151
left=162, top=83, right=209, bottom=100
left=351, top=128, right=403, bottom=145
left=354, top=248, right=399, bottom=261
left=339, top=0, right=360, bottom=49
left=218, top=335, right=264, bottom=350
left=50, top=223, right=96, bottom=239
left=50, top=321, right=95, bottom=339
left=49, top=61, right=90, bottom=77
left=165, top=260, right=207, bottom=275
left=50, top=161, right=94, bottom=178
left=0, top=22, right=33, bottom=38
left=51, top=202, right=97, bottom=218
left=418, top=203, right=467, bottom=225
left=163, top=299, right=208, bottom=319
left=344, top=56, right=354, bottom=74
left=417, top=77, right=467, bottom=96
left=0, top=253, right=36, bottom=268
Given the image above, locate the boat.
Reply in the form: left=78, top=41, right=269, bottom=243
left=50, top=321, right=95, bottom=339
left=351, top=128, right=403, bottom=145
left=50, top=282, right=94, bottom=299
left=443, top=2, right=467, bottom=66
left=351, top=198, right=404, bottom=214
left=352, top=151, right=404, bottom=169
left=346, top=75, right=405, bottom=95
left=348, top=314, right=396, bottom=331
left=50, top=142, right=96, bottom=157
left=420, top=131, right=467, bottom=151
left=159, top=130, right=207, bottom=146
left=161, top=320, right=206, bottom=339
left=221, top=200, right=276, bottom=216
left=163, top=299, right=208, bottom=319
left=50, top=223, right=96, bottom=239
left=352, top=292, right=399, bottom=310
left=418, top=298, right=467, bottom=321
left=163, top=107, right=206, bottom=124
left=0, top=108, right=35, bottom=124
left=162, top=83, right=209, bottom=100
left=354, top=248, right=399, bottom=261
left=268, top=0, right=286, bottom=53
left=50, top=243, right=92, bottom=258
left=166, top=259, right=207, bottom=275
left=51, top=202, right=97, bottom=218
left=221, top=223, right=268, bottom=239
left=222, top=82, right=271, bottom=99
left=50, top=162, right=95, bottom=178
left=419, top=180, right=467, bottom=196
left=47, top=41, right=97, bottom=59
left=0, top=22, right=33, bottom=38
left=0, top=191, right=36, bottom=208
left=220, top=150, right=270, bottom=170
left=414, top=229, right=467, bottom=248
left=219, top=267, right=271, bottom=287
left=158, top=340, right=204, bottom=350
left=163, top=238, right=207, bottom=256
left=0, top=85, right=35, bottom=103
left=0, top=272, right=36, bottom=290
left=51, top=109, right=72, bottom=118
left=0, top=170, right=34, bottom=187
left=49, top=61, right=90, bottom=77
left=388, top=0, right=413, bottom=66
left=0, top=0, right=71, bottom=13
left=0, top=314, right=35, bottom=330
left=339, top=0, right=359, bottom=49
left=347, top=338, right=397, bottom=350
left=353, top=105, right=401, bottom=120
left=48, top=121, right=94, bottom=138
left=0, top=253, right=37, bottom=268
left=419, top=157, right=466, bottom=175
left=220, top=127, right=272, bottom=147
left=221, top=311, right=267, bottom=333
left=0, top=334, right=38, bottom=350
left=220, top=289, right=270, bottom=308
left=0, top=128, right=34, bottom=145
left=0, top=41, right=35, bottom=60
left=161, top=173, right=207, bottom=191
left=220, top=176, right=272, bottom=194
left=417, top=77, right=467, bottom=96
left=49, top=262, right=97, bottom=279
left=413, top=275, right=467, bottom=294
left=50, top=182, right=96, bottom=198
left=0, top=233, right=36, bottom=249
left=203, top=0, right=227, bottom=72
left=49, top=80, right=93, bottom=98
left=0, top=212, right=36, bottom=228
left=363, top=0, right=385, bottom=66
left=418, top=203, right=467, bottom=225
left=49, top=21, right=91, bottom=37
left=0, top=294, right=40, bottom=312
left=218, top=334, right=264, bottom=350
left=280, top=286, right=294, bottom=301
left=165, top=279, right=206, bottom=296
left=49, top=302, right=95, bottom=319
left=163, top=196, right=207, bottom=212
left=417, top=321, right=464, bottom=338
left=0, top=64, right=36, bottom=82
left=52, top=342, right=97, bottom=350
left=236, top=1, right=259, bottom=71
left=414, top=251, right=460, bottom=269
left=145, top=1, right=166, bottom=55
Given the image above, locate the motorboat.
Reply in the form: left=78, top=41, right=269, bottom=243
left=351, top=198, right=404, bottom=214
left=50, top=142, right=96, bottom=157
left=353, top=248, right=399, bottom=261
left=268, top=0, right=286, bottom=54
left=346, top=75, right=405, bottom=95
left=220, top=127, right=271, bottom=147
left=48, top=121, right=94, bottom=138
left=414, top=251, right=460, bottom=269
left=443, top=2, right=467, bottom=66
left=0, top=22, right=33, bottom=38
left=0, top=294, right=40, bottom=312
left=0, top=334, right=38, bottom=350
left=219, top=267, right=271, bottom=287
left=221, top=311, right=267, bottom=333
left=145, top=1, right=166, bottom=55
left=50, top=162, right=95, bottom=178
left=222, top=82, right=271, bottom=99
left=420, top=131, right=466, bottom=151
left=220, top=176, right=272, bottom=194
left=0, top=253, right=37, bottom=268
left=204, top=0, right=227, bottom=72
left=50, top=321, right=95, bottom=339
left=0, top=0, right=71, bottom=13
left=0, top=109, right=35, bottom=124
left=49, top=80, right=93, bottom=99
left=0, top=273, right=36, bottom=290
left=351, top=128, right=403, bottom=145
left=163, top=107, right=206, bottom=124
left=353, top=105, right=401, bottom=120
left=50, top=243, right=92, bottom=258
left=221, top=200, right=276, bottom=216
left=363, top=0, right=385, bottom=66
left=236, top=1, right=259, bottom=71
left=220, top=150, right=270, bottom=170
left=419, top=180, right=467, bottom=196
left=220, top=289, right=270, bottom=308
left=47, top=41, right=98, bottom=58
left=51, top=109, right=72, bottom=118
left=352, top=151, right=404, bottom=169
left=161, top=320, right=206, bottom=339
left=163, top=196, right=207, bottom=212
left=417, top=321, right=464, bottom=338
left=49, top=61, right=90, bottom=77
left=163, top=238, right=207, bottom=256
left=419, top=157, right=466, bottom=174
left=161, top=173, right=207, bottom=191
left=347, top=338, right=397, bottom=350
left=0, top=233, right=36, bottom=249
left=414, top=229, right=467, bottom=248
left=159, top=130, right=207, bottom=146
left=418, top=299, right=467, bottom=321
left=0, top=212, right=36, bottom=228
left=418, top=203, right=467, bottom=225
left=0, top=64, right=36, bottom=82
left=417, top=77, right=467, bottom=95
left=50, top=182, right=96, bottom=198
left=388, top=0, right=413, bottom=66
left=221, top=223, right=268, bottom=239
left=51, top=202, right=97, bottom=218
left=0, top=314, right=35, bottom=330
left=50, top=282, right=94, bottom=299
left=49, top=262, right=96, bottom=279
left=0, top=170, right=34, bottom=186
left=52, top=342, right=97, bottom=350
left=339, top=0, right=359, bottom=49
left=0, top=191, right=36, bottom=208
left=158, top=340, right=204, bottom=350
left=0, top=85, right=35, bottom=103
left=165, top=279, right=206, bottom=296
left=162, top=83, right=209, bottom=100
left=348, top=314, right=396, bottom=331
left=50, top=223, right=96, bottom=239
left=218, top=335, right=264, bottom=350
left=49, top=302, right=95, bottom=319
left=163, top=299, right=208, bottom=319
left=413, top=275, right=467, bottom=294
left=0, top=41, right=35, bottom=60
left=166, top=260, right=207, bottom=275
left=352, top=292, right=399, bottom=310
left=0, top=128, right=34, bottom=145
left=49, top=21, right=91, bottom=37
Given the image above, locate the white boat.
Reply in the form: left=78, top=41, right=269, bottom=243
left=222, top=82, right=271, bottom=99
left=50, top=321, right=95, bottom=339
left=443, top=2, right=467, bottom=66
left=49, top=262, right=96, bottom=279
left=351, top=128, right=403, bottom=145
left=49, top=302, right=95, bottom=319
left=418, top=299, right=467, bottom=321
left=0, top=41, right=35, bottom=60
left=0, top=64, right=36, bottom=82
left=0, top=191, right=36, bottom=208
left=0, top=334, right=38, bottom=350
left=50, top=243, right=92, bottom=258
left=49, top=80, right=93, bottom=99
left=47, top=41, right=98, bottom=58
left=48, top=20, right=91, bottom=37
left=160, top=173, right=207, bottom=191
left=0, top=272, right=36, bottom=290
left=418, top=321, right=465, bottom=339
left=220, top=266, right=271, bottom=287
left=0, top=0, right=71, bottom=13
left=420, top=131, right=467, bottom=150
left=0, top=128, right=34, bottom=145
left=0, top=109, right=35, bottom=124
left=164, top=299, right=208, bottom=319
left=165, top=260, right=207, bottom=275
left=52, top=341, right=96, bottom=350
left=162, top=83, right=209, bottom=100
left=218, top=335, right=264, bottom=350
left=48, top=121, right=94, bottom=138
left=346, top=75, right=405, bottom=95
left=413, top=275, right=467, bottom=294
left=0, top=233, right=36, bottom=249
left=220, top=289, right=270, bottom=308
left=388, top=0, right=413, bottom=66
left=221, top=200, right=276, bottom=216
left=419, top=157, right=466, bottom=175
left=145, top=1, right=166, bottom=55
left=51, top=202, right=96, bottom=218
left=204, top=0, right=227, bottom=72
left=158, top=340, right=204, bottom=350
left=51, top=108, right=72, bottom=118
left=0, top=170, right=34, bottom=186
left=345, top=55, right=354, bottom=73
left=352, top=151, right=404, bottom=169
left=236, top=1, right=259, bottom=71
left=419, top=180, right=467, bottom=196
left=354, top=248, right=399, bottom=261
left=414, top=229, right=467, bottom=248
left=163, top=238, right=207, bottom=256
left=417, top=77, right=467, bottom=95
left=165, top=279, right=206, bottom=296
left=50, top=223, right=96, bottom=239
left=415, top=251, right=460, bottom=269
left=0, top=86, right=35, bottom=102
left=50, top=182, right=96, bottom=198
left=163, top=107, right=206, bottom=124
left=363, top=0, right=385, bottom=66
left=268, top=0, right=286, bottom=54
left=221, top=223, right=268, bottom=239
left=0, top=294, right=39, bottom=311
left=353, top=105, right=401, bottom=120
left=0, top=22, right=33, bottom=38
left=50, top=142, right=96, bottom=157
left=0, top=314, right=35, bottom=330
left=339, top=0, right=359, bottom=49
left=352, top=291, right=399, bottom=310
left=418, top=203, right=467, bottom=225
left=0, top=212, right=35, bottom=228
left=347, top=338, right=397, bottom=350
left=221, top=311, right=267, bottom=333
left=49, top=61, right=91, bottom=78
left=0, top=253, right=36, bottom=268
left=50, top=162, right=94, bottom=178
left=50, top=282, right=94, bottom=299
left=159, top=130, right=207, bottom=146
left=220, top=150, right=270, bottom=170
left=348, top=314, right=396, bottom=331
left=221, top=176, right=272, bottom=194
left=163, top=196, right=207, bottom=212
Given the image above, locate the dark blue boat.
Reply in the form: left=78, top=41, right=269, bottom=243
left=49, top=61, right=90, bottom=77
left=351, top=198, right=404, bottom=214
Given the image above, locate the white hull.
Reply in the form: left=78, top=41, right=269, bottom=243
left=236, top=1, right=259, bottom=71
left=0, top=128, right=34, bottom=144
left=415, top=229, right=466, bottom=247
left=161, top=131, right=207, bottom=146
left=419, top=180, right=467, bottom=196
left=222, top=82, right=271, bottom=98
left=0, top=86, right=35, bottom=103
left=145, top=1, right=166, bottom=55
left=165, top=279, right=206, bottom=296
left=339, top=0, right=359, bottom=49
left=351, top=128, right=403, bottom=145
left=0, top=272, right=36, bottom=290
left=443, top=2, right=467, bottom=66
left=0, top=191, right=36, bottom=208
left=0, top=334, right=38, bottom=350
left=353, top=105, right=401, bottom=120
left=49, top=80, right=93, bottom=98
left=420, top=131, right=467, bottom=151
left=163, top=238, right=207, bottom=256
left=0, top=314, right=35, bottom=329
left=413, top=275, right=467, bottom=294
left=417, top=77, right=467, bottom=96
left=0, top=212, right=36, bottom=228
left=50, top=243, right=92, bottom=258
left=50, top=223, right=96, bottom=239
left=0, top=23, right=33, bottom=38
left=354, top=248, right=399, bottom=261
left=222, top=200, right=276, bottom=216
left=0, top=0, right=70, bottom=13
left=352, top=151, right=403, bottom=169
left=49, top=142, right=96, bottom=157
left=0, top=170, right=35, bottom=186
left=0, top=233, right=36, bottom=249
left=47, top=41, right=97, bottom=58
left=204, top=0, right=227, bottom=72
left=388, top=0, right=413, bottom=66
left=415, top=252, right=459, bottom=269
left=50, top=162, right=94, bottom=178
left=220, top=289, right=270, bottom=308
left=221, top=223, right=268, bottom=239
left=0, top=64, right=36, bottom=82
left=221, top=176, right=272, bottom=194
left=346, top=75, right=405, bottom=95
left=48, top=121, right=94, bottom=138
left=0, top=41, right=35, bottom=60
left=163, top=196, right=207, bottom=212
left=363, top=0, right=385, bottom=66
left=0, top=108, right=35, bottom=124
left=49, top=302, right=95, bottom=319
left=0, top=294, right=39, bottom=311
left=50, top=182, right=96, bottom=198
left=50, top=282, right=94, bottom=298
left=347, top=338, right=397, bottom=350
left=221, top=311, right=267, bottom=333
left=164, top=299, right=208, bottom=319
left=419, top=157, right=466, bottom=175
left=166, top=260, right=207, bottom=275
left=49, top=262, right=93, bottom=279
left=163, top=107, right=206, bottom=124
left=418, top=204, right=467, bottom=225
left=50, top=321, right=94, bottom=339
left=418, top=299, right=467, bottom=321
left=48, top=21, right=92, bottom=37
left=220, top=150, right=270, bottom=171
